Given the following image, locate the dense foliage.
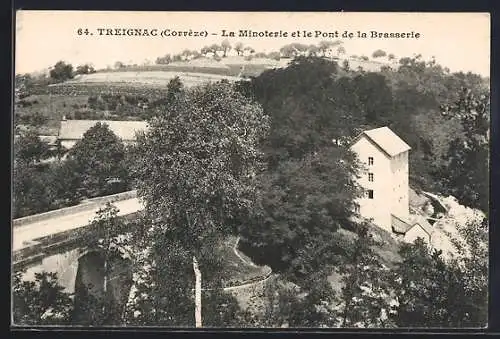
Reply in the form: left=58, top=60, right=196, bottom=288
left=13, top=53, right=488, bottom=328
left=13, top=272, right=73, bottom=325
left=125, top=81, right=269, bottom=326
left=13, top=124, right=133, bottom=218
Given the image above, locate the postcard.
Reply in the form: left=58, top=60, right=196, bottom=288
left=12, top=11, right=490, bottom=329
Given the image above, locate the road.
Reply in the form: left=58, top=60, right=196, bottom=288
left=13, top=198, right=143, bottom=252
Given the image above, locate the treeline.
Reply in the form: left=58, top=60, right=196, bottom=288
left=154, top=40, right=396, bottom=65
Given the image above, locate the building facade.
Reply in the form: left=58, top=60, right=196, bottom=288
left=349, top=126, right=411, bottom=234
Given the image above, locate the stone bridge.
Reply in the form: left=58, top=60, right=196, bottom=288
left=12, top=190, right=275, bottom=322
left=12, top=191, right=143, bottom=297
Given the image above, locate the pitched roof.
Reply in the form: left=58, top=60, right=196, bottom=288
left=352, top=126, right=411, bottom=157
left=391, top=214, right=412, bottom=234
left=407, top=214, right=434, bottom=236
left=391, top=213, right=434, bottom=236
left=58, top=120, right=148, bottom=141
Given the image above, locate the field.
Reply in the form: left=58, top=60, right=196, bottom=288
left=97, top=56, right=286, bottom=78
left=15, top=94, right=89, bottom=135
left=65, top=71, right=242, bottom=87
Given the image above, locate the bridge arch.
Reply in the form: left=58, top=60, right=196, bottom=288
left=71, top=249, right=133, bottom=325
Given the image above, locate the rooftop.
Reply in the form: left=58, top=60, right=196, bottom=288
left=352, top=126, right=411, bottom=157
left=391, top=213, right=434, bottom=236
left=58, top=120, right=148, bottom=141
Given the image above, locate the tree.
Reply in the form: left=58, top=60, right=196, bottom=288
left=13, top=271, right=73, bottom=325
left=318, top=41, right=334, bottom=57
left=114, top=61, right=125, bottom=69
left=180, top=49, right=191, bottom=60
left=279, top=44, right=296, bottom=58
left=336, top=224, right=394, bottom=328
left=352, top=72, right=394, bottom=124
left=13, top=159, right=53, bottom=218
left=372, top=49, right=387, bottom=58
left=439, top=88, right=489, bottom=212
left=307, top=45, right=320, bottom=56
left=191, top=51, right=202, bottom=59
left=209, top=44, right=221, bottom=57
left=267, top=51, right=281, bottom=61
left=156, top=54, right=172, bottom=64
left=388, top=236, right=487, bottom=328
left=247, top=56, right=367, bottom=164
left=244, top=46, right=256, bottom=56
left=76, top=64, right=96, bottom=75
left=71, top=203, right=130, bottom=325
left=241, top=57, right=368, bottom=270
left=241, top=147, right=362, bottom=278
left=68, top=122, right=129, bottom=198
left=221, top=40, right=231, bottom=57
left=46, top=158, right=82, bottom=208
left=342, top=60, right=350, bottom=72
left=388, top=53, right=396, bottom=61
left=337, top=46, right=346, bottom=57
left=49, top=61, right=74, bottom=82
left=14, top=130, right=51, bottom=164
left=131, top=82, right=269, bottom=326
left=234, top=42, right=244, bottom=56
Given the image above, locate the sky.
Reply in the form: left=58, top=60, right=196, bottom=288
left=15, top=11, right=490, bottom=76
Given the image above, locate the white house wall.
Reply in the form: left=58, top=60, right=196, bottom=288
left=350, top=135, right=393, bottom=233
left=390, top=151, right=410, bottom=221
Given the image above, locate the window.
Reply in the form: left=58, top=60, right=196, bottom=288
left=368, top=157, right=374, bottom=165
left=367, top=189, right=374, bottom=199
left=368, top=173, right=374, bottom=182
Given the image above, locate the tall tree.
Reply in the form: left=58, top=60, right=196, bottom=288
left=14, top=130, right=51, bottom=164
left=241, top=147, right=362, bottom=279
left=234, top=42, right=244, bottom=56
left=352, top=72, right=394, bottom=124
left=372, top=49, right=387, bottom=58
left=49, top=61, right=74, bottom=82
left=336, top=224, right=394, bottom=328
left=131, top=82, right=269, bottom=326
left=439, top=88, right=489, bottom=212
left=221, top=40, right=231, bottom=57
left=72, top=203, right=131, bottom=325
left=68, top=122, right=129, bottom=198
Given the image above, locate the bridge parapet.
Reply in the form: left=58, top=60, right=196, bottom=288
left=13, top=190, right=138, bottom=228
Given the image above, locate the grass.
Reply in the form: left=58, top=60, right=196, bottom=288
left=216, top=236, right=271, bottom=288
left=15, top=94, right=89, bottom=135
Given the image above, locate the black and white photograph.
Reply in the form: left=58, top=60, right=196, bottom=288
left=12, top=11, right=490, bottom=328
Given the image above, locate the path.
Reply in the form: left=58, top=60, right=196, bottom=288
left=190, top=237, right=273, bottom=292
